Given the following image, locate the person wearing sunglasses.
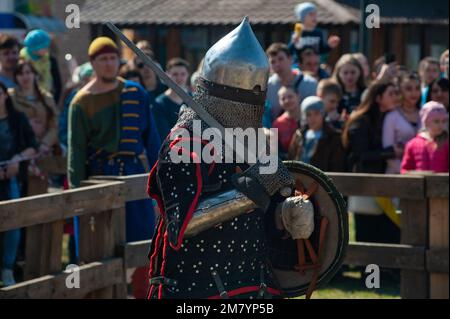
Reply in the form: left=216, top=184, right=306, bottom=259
left=133, top=48, right=167, bottom=102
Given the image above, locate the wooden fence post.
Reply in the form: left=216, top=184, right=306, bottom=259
left=399, top=175, right=429, bottom=299
left=24, top=168, right=63, bottom=280
left=112, top=206, right=127, bottom=299
left=426, top=175, right=449, bottom=299
left=78, top=180, right=127, bottom=299
left=24, top=221, right=64, bottom=280
left=89, top=175, right=152, bottom=299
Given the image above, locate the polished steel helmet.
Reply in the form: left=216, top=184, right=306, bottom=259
left=200, top=17, right=269, bottom=97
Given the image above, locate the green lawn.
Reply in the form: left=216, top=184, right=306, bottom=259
left=304, top=270, right=400, bottom=299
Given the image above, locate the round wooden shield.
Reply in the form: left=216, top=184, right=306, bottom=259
left=266, top=161, right=348, bottom=298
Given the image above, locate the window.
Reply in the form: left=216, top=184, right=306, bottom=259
left=181, top=27, right=208, bottom=70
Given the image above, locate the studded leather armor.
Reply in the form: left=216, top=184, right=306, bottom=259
left=146, top=135, right=285, bottom=299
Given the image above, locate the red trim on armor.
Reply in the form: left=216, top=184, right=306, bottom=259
left=147, top=221, right=165, bottom=299
left=148, top=284, right=154, bottom=299
left=158, top=231, right=169, bottom=299
left=147, top=159, right=167, bottom=299
left=147, top=132, right=215, bottom=298
left=164, top=137, right=205, bottom=251
left=147, top=160, right=158, bottom=195
left=207, top=286, right=282, bottom=299
left=148, top=218, right=165, bottom=278
left=169, top=149, right=203, bottom=251
left=147, top=159, right=158, bottom=188
left=147, top=160, right=166, bottom=218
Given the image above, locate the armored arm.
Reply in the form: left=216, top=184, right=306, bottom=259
left=185, top=181, right=314, bottom=240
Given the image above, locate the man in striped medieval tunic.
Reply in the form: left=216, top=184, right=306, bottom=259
left=68, top=37, right=161, bottom=298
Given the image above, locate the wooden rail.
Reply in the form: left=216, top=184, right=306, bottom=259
left=0, top=166, right=448, bottom=299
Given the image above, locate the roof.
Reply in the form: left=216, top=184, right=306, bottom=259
left=80, top=0, right=359, bottom=26
left=0, top=12, right=66, bottom=33
left=337, top=0, right=449, bottom=25
left=16, top=13, right=67, bottom=33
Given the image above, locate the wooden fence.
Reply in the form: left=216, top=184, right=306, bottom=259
left=328, top=172, right=449, bottom=299
left=0, top=158, right=448, bottom=299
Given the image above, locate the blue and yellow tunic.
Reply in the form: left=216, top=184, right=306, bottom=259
left=68, top=78, right=161, bottom=241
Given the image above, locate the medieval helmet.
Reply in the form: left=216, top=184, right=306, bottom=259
left=198, top=17, right=269, bottom=105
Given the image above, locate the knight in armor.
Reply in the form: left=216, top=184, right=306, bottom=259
left=146, top=17, right=319, bottom=299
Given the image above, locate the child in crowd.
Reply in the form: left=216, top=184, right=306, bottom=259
left=272, top=86, right=302, bottom=156
left=317, top=79, right=344, bottom=131
left=289, top=2, right=340, bottom=62
left=288, top=96, right=345, bottom=171
left=401, top=101, right=449, bottom=173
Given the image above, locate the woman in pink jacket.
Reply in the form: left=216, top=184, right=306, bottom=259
left=401, top=101, right=449, bottom=173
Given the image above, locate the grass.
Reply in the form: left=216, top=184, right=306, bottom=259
left=303, top=270, right=401, bottom=299
left=348, top=212, right=356, bottom=242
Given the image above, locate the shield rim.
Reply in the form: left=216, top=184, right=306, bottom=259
left=273, top=160, right=349, bottom=298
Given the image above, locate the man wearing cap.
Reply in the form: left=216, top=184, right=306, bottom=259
left=68, top=36, right=161, bottom=298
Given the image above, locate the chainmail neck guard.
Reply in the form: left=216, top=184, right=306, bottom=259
left=176, top=85, right=265, bottom=130
left=173, top=85, right=294, bottom=196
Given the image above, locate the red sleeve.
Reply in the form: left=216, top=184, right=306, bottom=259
left=443, top=140, right=449, bottom=172
left=401, top=140, right=416, bottom=174
left=272, top=117, right=292, bottom=151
